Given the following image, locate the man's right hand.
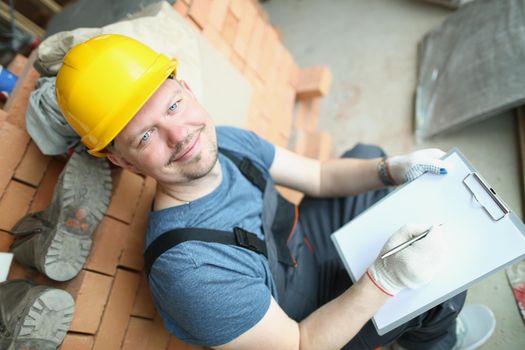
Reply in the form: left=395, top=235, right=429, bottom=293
left=367, top=224, right=446, bottom=296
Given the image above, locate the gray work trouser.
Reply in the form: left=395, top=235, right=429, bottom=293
left=283, top=143, right=465, bottom=350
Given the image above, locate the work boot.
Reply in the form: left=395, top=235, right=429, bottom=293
left=10, top=147, right=112, bottom=281
left=0, top=280, right=74, bottom=350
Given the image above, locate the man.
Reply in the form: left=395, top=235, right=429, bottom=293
left=54, top=34, right=494, bottom=350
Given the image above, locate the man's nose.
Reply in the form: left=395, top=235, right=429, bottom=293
left=162, top=121, right=187, bottom=149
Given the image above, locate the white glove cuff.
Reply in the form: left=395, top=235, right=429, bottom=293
left=367, top=263, right=403, bottom=296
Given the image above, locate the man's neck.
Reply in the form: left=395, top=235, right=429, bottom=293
left=154, top=159, right=223, bottom=210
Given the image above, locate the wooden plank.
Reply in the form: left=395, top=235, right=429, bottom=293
left=0, top=2, right=45, bottom=37
left=34, top=0, right=62, bottom=14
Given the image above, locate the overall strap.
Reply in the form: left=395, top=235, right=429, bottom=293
left=219, top=148, right=267, bottom=192
left=144, top=227, right=267, bottom=276
left=144, top=148, right=296, bottom=277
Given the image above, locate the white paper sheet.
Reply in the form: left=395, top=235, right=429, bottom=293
left=331, top=150, right=525, bottom=335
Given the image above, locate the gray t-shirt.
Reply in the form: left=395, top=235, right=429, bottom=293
left=146, top=126, right=278, bottom=347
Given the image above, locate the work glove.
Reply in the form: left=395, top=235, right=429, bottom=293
left=367, top=224, right=445, bottom=296
left=380, top=149, right=448, bottom=186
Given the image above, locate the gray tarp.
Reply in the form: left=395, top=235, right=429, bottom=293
left=415, top=0, right=525, bottom=141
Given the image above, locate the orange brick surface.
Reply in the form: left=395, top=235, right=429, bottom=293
left=14, top=141, right=51, bottom=186
left=208, top=0, right=230, bottom=30
left=107, top=168, right=144, bottom=224
left=0, top=180, right=35, bottom=231
left=131, top=274, right=156, bottom=319
left=92, top=268, right=141, bottom=350
left=85, top=216, right=128, bottom=276
left=188, top=0, right=212, bottom=29
left=120, top=176, right=156, bottom=271
left=29, top=159, right=64, bottom=212
left=60, top=334, right=95, bottom=350
left=6, top=54, right=28, bottom=76
left=4, top=51, right=40, bottom=129
left=0, top=121, right=30, bottom=197
left=296, top=65, right=333, bottom=99
left=0, top=109, right=7, bottom=125
left=65, top=270, right=113, bottom=334
left=173, top=0, right=189, bottom=17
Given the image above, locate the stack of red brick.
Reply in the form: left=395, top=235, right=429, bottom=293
left=0, top=1, right=333, bottom=349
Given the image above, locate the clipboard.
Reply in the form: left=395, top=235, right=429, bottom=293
left=331, top=148, right=525, bottom=335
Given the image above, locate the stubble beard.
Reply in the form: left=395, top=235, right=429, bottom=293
left=167, top=126, right=219, bottom=181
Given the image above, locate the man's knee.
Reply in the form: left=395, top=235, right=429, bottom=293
left=340, top=143, right=386, bottom=160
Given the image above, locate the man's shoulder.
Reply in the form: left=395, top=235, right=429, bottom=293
left=215, top=126, right=275, bottom=170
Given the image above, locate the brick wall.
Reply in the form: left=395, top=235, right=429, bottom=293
left=0, top=1, right=333, bottom=349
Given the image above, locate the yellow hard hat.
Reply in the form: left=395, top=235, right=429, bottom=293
left=56, top=34, right=178, bottom=157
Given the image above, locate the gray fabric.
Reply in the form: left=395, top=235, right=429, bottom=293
left=26, top=77, right=79, bottom=155
left=415, top=0, right=525, bottom=140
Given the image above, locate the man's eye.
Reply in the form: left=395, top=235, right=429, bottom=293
left=140, top=130, right=152, bottom=144
left=168, top=101, right=178, bottom=112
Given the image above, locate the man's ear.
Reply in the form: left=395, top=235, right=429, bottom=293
left=106, top=152, right=136, bottom=172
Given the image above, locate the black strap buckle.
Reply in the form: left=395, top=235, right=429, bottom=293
left=234, top=227, right=260, bottom=253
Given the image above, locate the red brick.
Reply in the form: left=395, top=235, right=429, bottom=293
left=208, top=0, right=230, bottom=30
left=229, top=0, right=245, bottom=19
left=0, top=109, right=7, bottom=126
left=122, top=314, right=173, bottom=350
left=203, top=26, right=232, bottom=59
left=264, top=42, right=286, bottom=88
left=221, top=10, right=238, bottom=46
left=243, top=66, right=264, bottom=94
left=186, top=16, right=203, bottom=32
left=229, top=51, right=245, bottom=72
left=232, top=1, right=256, bottom=59
left=146, top=313, right=171, bottom=350
left=131, top=274, right=156, bottom=319
left=0, top=121, right=30, bottom=197
left=188, top=0, right=212, bottom=29
left=29, top=159, right=65, bottom=212
left=294, top=130, right=332, bottom=161
left=60, top=334, right=94, bottom=350
left=173, top=0, right=189, bottom=17
left=258, top=27, right=279, bottom=84
left=297, top=97, right=321, bottom=131
left=93, top=269, right=141, bottom=350
left=167, top=336, right=205, bottom=350
left=122, top=317, right=154, bottom=350
left=0, top=181, right=35, bottom=231
left=245, top=16, right=266, bottom=72
left=296, top=66, right=333, bottom=99
left=65, top=270, right=113, bottom=334
left=84, top=216, right=128, bottom=276
left=107, top=169, right=144, bottom=224
left=0, top=230, right=13, bottom=252
left=6, top=54, right=28, bottom=76
left=120, top=176, right=156, bottom=271
left=4, top=51, right=40, bottom=129
left=13, top=141, right=51, bottom=187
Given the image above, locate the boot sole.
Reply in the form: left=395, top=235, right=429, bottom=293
left=10, top=288, right=75, bottom=349
left=41, top=150, right=112, bottom=281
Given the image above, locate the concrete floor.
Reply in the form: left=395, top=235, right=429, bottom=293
left=263, top=0, right=525, bottom=349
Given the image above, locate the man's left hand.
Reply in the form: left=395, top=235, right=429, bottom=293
left=385, top=148, right=448, bottom=185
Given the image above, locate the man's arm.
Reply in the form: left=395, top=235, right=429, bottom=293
left=269, top=146, right=449, bottom=198
left=215, top=274, right=389, bottom=350
left=269, top=146, right=383, bottom=198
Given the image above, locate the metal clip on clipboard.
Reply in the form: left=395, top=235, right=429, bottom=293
left=463, top=172, right=509, bottom=221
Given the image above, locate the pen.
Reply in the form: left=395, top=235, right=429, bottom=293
left=380, top=225, right=438, bottom=259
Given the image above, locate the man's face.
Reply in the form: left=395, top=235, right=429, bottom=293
left=109, top=78, right=218, bottom=185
